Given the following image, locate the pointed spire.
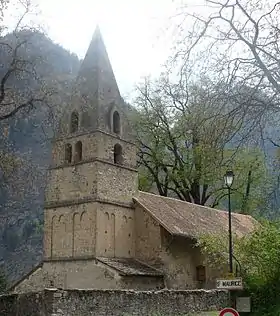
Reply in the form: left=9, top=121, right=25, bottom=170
left=92, top=24, right=101, bottom=39
left=75, top=26, right=121, bottom=106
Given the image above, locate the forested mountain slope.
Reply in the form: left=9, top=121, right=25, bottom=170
left=0, top=30, right=80, bottom=283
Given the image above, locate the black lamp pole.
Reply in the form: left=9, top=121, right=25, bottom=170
left=228, top=185, right=233, bottom=274
left=224, top=170, right=234, bottom=274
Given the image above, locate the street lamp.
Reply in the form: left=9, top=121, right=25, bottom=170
left=224, top=170, right=235, bottom=274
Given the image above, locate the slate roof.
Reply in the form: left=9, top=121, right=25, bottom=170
left=97, top=257, right=163, bottom=276
left=133, top=191, right=258, bottom=239
left=75, top=25, right=121, bottom=103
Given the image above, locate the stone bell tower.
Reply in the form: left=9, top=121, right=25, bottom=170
left=44, top=27, right=138, bottom=262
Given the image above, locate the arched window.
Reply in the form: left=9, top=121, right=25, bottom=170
left=113, top=111, right=120, bottom=134
left=65, top=144, right=72, bottom=163
left=113, top=144, right=123, bottom=164
left=70, top=111, right=79, bottom=133
left=74, top=141, right=82, bottom=162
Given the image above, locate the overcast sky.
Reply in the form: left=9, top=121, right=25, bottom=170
left=33, top=0, right=178, bottom=99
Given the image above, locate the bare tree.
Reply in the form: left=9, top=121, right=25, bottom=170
left=0, top=0, right=53, bottom=121
left=172, top=0, right=280, bottom=111
left=0, top=0, right=58, bottom=206
left=0, top=0, right=9, bottom=19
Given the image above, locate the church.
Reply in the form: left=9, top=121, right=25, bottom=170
left=10, top=27, right=257, bottom=293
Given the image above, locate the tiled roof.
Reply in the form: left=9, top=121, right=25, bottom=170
left=133, top=191, right=258, bottom=239
left=97, top=257, right=163, bottom=276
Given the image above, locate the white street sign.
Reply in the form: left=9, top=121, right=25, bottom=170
left=216, top=278, right=243, bottom=290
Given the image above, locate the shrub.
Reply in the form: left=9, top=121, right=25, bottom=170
left=197, top=220, right=280, bottom=315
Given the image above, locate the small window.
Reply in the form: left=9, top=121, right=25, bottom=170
left=74, top=141, right=82, bottom=162
left=196, top=265, right=206, bottom=282
left=113, top=144, right=123, bottom=164
left=70, top=111, right=79, bottom=133
left=113, top=111, right=120, bottom=134
left=65, top=144, right=72, bottom=163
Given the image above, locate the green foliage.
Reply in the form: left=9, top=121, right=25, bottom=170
left=217, top=148, right=270, bottom=215
left=138, top=165, right=154, bottom=192
left=198, top=221, right=280, bottom=315
left=134, top=76, right=270, bottom=212
left=34, top=219, right=43, bottom=235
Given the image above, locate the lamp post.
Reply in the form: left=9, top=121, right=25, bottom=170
left=224, top=170, right=235, bottom=274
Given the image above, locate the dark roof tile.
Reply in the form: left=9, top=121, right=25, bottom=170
left=97, top=257, right=163, bottom=276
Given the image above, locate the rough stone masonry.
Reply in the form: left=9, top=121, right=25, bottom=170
left=0, top=288, right=228, bottom=316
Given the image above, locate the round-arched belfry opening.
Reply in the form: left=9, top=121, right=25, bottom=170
left=70, top=111, right=79, bottom=133
left=113, top=143, right=123, bottom=164
left=74, top=141, right=83, bottom=162
left=112, top=111, right=120, bottom=134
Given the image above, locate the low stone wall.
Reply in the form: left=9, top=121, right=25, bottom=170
left=0, top=288, right=228, bottom=316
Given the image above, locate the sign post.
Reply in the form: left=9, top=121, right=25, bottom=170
left=216, top=277, right=243, bottom=309
left=219, top=307, right=240, bottom=316
left=216, top=278, right=243, bottom=290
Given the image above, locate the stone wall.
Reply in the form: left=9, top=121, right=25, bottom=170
left=45, top=161, right=98, bottom=202
left=135, top=206, right=199, bottom=289
left=135, top=205, right=162, bottom=264
left=51, top=131, right=136, bottom=169
left=12, top=260, right=164, bottom=293
left=0, top=288, right=228, bottom=316
left=96, top=161, right=138, bottom=204
left=44, top=203, right=96, bottom=259
left=95, top=203, right=135, bottom=258
left=135, top=206, right=227, bottom=290
left=51, top=133, right=98, bottom=167
left=44, top=201, right=136, bottom=260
